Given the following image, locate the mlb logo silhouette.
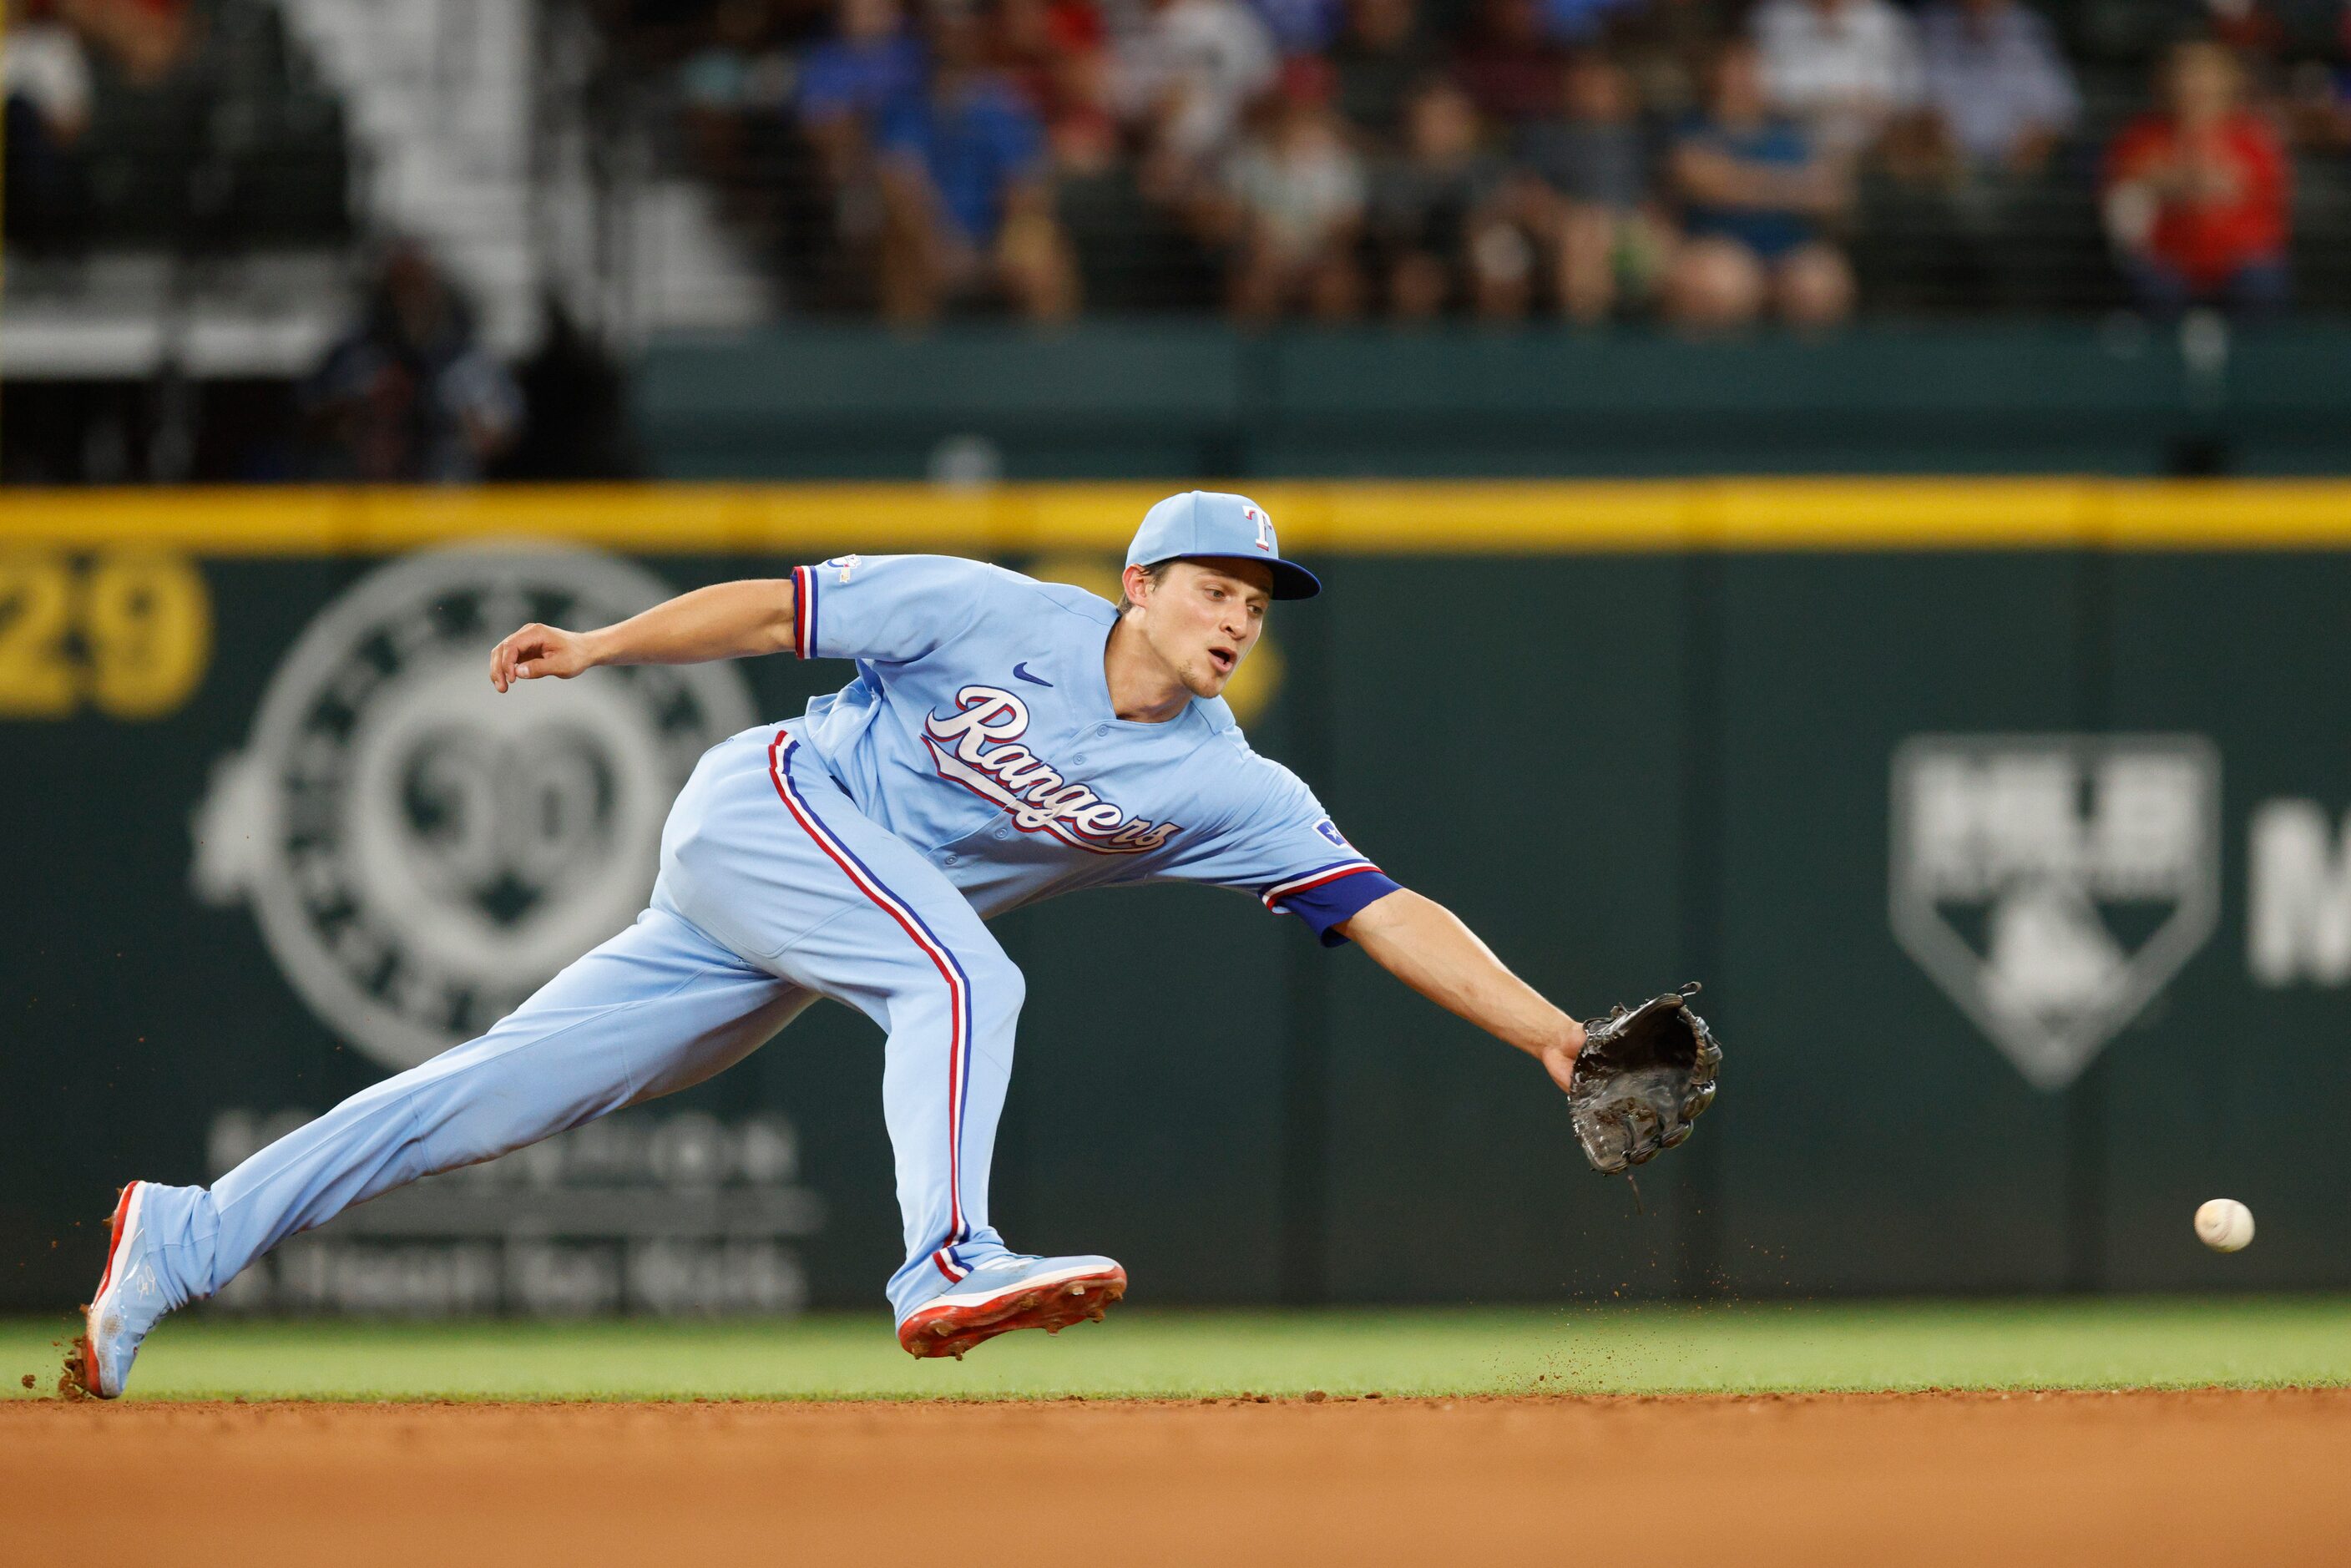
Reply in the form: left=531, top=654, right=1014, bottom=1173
left=1888, top=733, right=2219, bottom=1090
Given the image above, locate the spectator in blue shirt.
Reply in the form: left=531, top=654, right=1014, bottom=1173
left=798, top=0, right=926, bottom=208
left=1249, top=0, right=1346, bottom=53
left=1537, top=0, right=1641, bottom=47
left=1665, top=39, right=1853, bottom=330
left=799, top=0, right=927, bottom=134
left=876, top=4, right=1079, bottom=321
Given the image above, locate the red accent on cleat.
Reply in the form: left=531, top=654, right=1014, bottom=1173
left=92, top=1185, right=138, bottom=1301
left=897, top=1264, right=1128, bottom=1360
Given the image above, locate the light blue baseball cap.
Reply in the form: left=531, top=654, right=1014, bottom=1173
left=1125, top=490, right=1322, bottom=600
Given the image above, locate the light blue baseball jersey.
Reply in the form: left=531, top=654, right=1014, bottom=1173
left=121, top=547, right=1398, bottom=1348
left=786, top=553, right=1401, bottom=943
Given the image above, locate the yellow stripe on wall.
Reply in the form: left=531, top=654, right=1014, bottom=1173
left=3, top=480, right=2351, bottom=554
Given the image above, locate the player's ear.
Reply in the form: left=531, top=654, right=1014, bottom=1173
left=1120, top=562, right=1154, bottom=610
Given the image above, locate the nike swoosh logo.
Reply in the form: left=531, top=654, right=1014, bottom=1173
left=1012, top=662, right=1054, bottom=687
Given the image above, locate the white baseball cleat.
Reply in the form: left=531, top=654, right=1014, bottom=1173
left=895, top=1252, right=1127, bottom=1360
left=68, top=1182, right=182, bottom=1399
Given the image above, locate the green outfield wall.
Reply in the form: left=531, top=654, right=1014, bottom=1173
left=636, top=324, right=2351, bottom=479
left=6, top=482, right=2350, bottom=1316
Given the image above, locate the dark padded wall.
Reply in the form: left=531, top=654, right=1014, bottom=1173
left=8, top=541, right=2348, bottom=1311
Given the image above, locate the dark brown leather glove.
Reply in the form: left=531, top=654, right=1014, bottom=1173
left=1569, top=984, right=1722, bottom=1176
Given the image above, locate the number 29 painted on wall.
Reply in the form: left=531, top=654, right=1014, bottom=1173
left=0, top=552, right=212, bottom=719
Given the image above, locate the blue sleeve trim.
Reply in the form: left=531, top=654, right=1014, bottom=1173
left=1277, top=870, right=1403, bottom=948
left=1256, top=857, right=1372, bottom=908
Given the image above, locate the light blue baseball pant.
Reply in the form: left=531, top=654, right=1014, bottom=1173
left=154, top=728, right=1022, bottom=1320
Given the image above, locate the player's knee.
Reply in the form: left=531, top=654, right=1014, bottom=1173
left=964, top=948, right=1026, bottom=1028
left=989, top=957, right=1029, bottom=1018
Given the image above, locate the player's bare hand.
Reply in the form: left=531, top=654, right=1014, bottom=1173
left=489, top=624, right=597, bottom=691
left=1540, top=1017, right=1585, bottom=1098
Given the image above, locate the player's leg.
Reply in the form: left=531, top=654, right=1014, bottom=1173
left=73, top=907, right=806, bottom=1397
left=745, top=736, right=1019, bottom=1302
left=195, top=908, right=806, bottom=1292
left=747, top=736, right=1123, bottom=1354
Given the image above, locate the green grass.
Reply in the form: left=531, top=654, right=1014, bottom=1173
left=8, top=1299, right=2349, bottom=1403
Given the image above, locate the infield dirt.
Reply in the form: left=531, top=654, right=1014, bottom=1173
left=9, top=1388, right=2347, bottom=1565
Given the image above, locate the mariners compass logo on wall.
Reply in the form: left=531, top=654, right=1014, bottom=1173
left=194, top=546, right=756, bottom=1072
left=1889, top=735, right=2221, bottom=1090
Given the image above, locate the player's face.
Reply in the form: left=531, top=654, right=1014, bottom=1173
left=1141, top=559, right=1273, bottom=698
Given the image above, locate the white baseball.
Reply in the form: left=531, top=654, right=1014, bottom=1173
left=2195, top=1198, right=2255, bottom=1253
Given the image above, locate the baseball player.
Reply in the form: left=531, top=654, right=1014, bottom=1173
left=73, top=491, right=1715, bottom=1397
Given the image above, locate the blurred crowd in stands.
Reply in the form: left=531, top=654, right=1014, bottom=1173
left=5, top=0, right=2345, bottom=363
left=2, top=0, right=2339, bottom=482
left=3, top=1, right=645, bottom=483
left=5, top=0, right=351, bottom=252
left=7, top=0, right=196, bottom=245
left=611, top=0, right=2351, bottom=326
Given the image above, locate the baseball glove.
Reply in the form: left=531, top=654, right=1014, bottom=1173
left=1567, top=984, right=1722, bottom=1176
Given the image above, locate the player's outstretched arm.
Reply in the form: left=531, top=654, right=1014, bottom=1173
left=489, top=577, right=799, bottom=691
left=1336, top=889, right=1585, bottom=1094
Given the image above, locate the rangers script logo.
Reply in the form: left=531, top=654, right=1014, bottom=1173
left=924, top=685, right=1180, bottom=852
left=192, top=547, right=756, bottom=1071
left=1889, top=734, right=2221, bottom=1090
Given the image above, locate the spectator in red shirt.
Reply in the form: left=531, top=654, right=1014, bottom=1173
left=2102, top=40, right=2289, bottom=317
